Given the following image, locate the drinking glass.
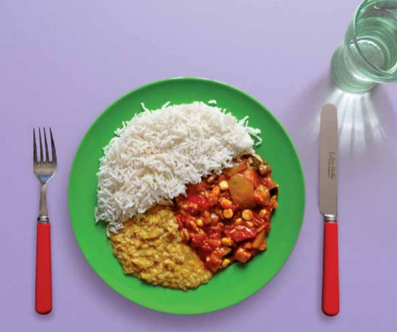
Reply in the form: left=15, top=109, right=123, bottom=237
left=331, top=0, right=397, bottom=93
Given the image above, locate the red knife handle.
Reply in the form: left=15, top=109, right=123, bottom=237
left=35, top=223, right=52, bottom=315
left=322, top=221, right=339, bottom=316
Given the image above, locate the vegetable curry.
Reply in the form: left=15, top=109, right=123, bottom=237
left=174, top=154, right=278, bottom=272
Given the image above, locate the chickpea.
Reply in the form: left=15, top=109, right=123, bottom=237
left=223, top=209, right=234, bottom=219
left=235, top=218, right=242, bottom=224
left=242, top=209, right=253, bottom=221
left=220, top=198, right=233, bottom=209
left=219, top=180, right=229, bottom=190
left=197, top=219, right=204, bottom=227
left=221, top=237, right=233, bottom=246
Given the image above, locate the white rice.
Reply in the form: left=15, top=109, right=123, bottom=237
left=95, top=101, right=261, bottom=234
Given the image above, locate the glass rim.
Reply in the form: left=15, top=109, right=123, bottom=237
left=351, top=0, right=397, bottom=77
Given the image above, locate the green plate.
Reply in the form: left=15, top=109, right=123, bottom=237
left=68, top=77, right=305, bottom=315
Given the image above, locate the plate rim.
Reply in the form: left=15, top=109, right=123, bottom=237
left=68, top=77, right=306, bottom=315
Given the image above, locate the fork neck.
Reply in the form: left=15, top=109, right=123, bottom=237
left=38, top=183, right=49, bottom=223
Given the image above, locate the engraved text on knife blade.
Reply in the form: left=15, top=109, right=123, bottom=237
left=328, top=152, right=337, bottom=180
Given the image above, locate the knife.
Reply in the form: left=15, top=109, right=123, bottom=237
left=319, top=104, right=339, bottom=316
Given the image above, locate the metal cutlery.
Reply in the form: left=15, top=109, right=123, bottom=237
left=319, top=104, right=340, bottom=316
left=33, top=128, right=57, bottom=315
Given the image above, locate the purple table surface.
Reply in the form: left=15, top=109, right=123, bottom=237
left=1, top=0, right=397, bottom=331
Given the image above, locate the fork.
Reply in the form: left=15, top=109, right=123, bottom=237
left=33, top=128, right=57, bottom=315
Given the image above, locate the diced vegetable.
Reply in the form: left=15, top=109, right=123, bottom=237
left=243, top=242, right=252, bottom=249
left=223, top=163, right=247, bottom=177
left=247, top=155, right=262, bottom=170
left=186, top=182, right=207, bottom=195
left=207, top=186, right=220, bottom=206
left=206, top=254, right=223, bottom=272
left=259, top=162, right=272, bottom=176
left=187, top=195, right=209, bottom=211
left=240, top=167, right=259, bottom=188
left=219, top=246, right=232, bottom=256
left=227, top=225, right=256, bottom=243
left=267, top=178, right=277, bottom=190
left=252, top=230, right=265, bottom=249
left=190, top=233, right=206, bottom=247
left=229, top=174, right=255, bottom=209
left=207, top=239, right=222, bottom=248
left=235, top=248, right=252, bottom=263
left=254, top=185, right=271, bottom=206
left=259, top=237, right=267, bottom=251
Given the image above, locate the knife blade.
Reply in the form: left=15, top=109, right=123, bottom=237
left=319, top=104, right=339, bottom=317
left=320, top=104, right=338, bottom=218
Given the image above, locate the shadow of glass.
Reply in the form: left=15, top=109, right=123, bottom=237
left=328, top=86, right=397, bottom=160
left=285, top=74, right=397, bottom=175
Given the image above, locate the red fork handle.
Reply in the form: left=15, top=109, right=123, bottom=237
left=35, top=223, right=52, bottom=314
left=322, top=221, right=339, bottom=316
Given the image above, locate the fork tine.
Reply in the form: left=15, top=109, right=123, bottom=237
left=39, top=128, right=44, bottom=163
left=43, top=128, right=50, bottom=162
left=33, top=129, right=38, bottom=164
left=50, top=128, right=57, bottom=164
